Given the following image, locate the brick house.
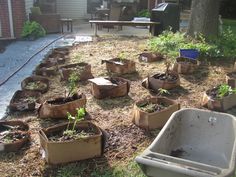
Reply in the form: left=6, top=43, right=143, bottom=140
left=0, top=0, right=34, bottom=39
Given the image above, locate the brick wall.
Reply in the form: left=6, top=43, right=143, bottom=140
left=0, top=0, right=26, bottom=38
left=0, top=0, right=11, bottom=38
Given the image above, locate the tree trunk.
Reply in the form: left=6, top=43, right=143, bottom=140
left=187, top=0, right=220, bottom=38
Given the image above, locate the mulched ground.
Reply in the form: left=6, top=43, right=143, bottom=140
left=0, top=36, right=234, bottom=177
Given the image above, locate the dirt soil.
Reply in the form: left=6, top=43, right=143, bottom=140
left=1, top=36, right=234, bottom=176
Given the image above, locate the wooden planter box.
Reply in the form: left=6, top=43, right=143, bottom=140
left=39, top=93, right=86, bottom=119
left=103, top=58, right=136, bottom=74
left=132, top=97, right=180, bottom=130
left=9, top=90, right=41, bottom=112
left=0, top=120, right=30, bottom=152
left=59, top=62, right=93, bottom=81
left=21, top=76, right=49, bottom=93
left=226, top=72, right=236, bottom=88
left=202, top=91, right=236, bottom=111
left=173, top=57, right=199, bottom=74
left=39, top=121, right=102, bottom=164
left=142, top=72, right=180, bottom=91
left=89, top=77, right=130, bottom=99
left=138, top=52, right=163, bottom=62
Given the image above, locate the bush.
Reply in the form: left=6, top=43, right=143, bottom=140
left=148, top=29, right=236, bottom=59
left=137, top=9, right=151, bottom=18
left=21, top=21, right=46, bottom=39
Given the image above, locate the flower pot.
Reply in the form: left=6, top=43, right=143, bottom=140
left=138, top=52, right=163, bottom=62
left=0, top=120, right=30, bottom=152
left=226, top=72, right=236, bottom=88
left=89, top=77, right=130, bottom=99
left=202, top=88, right=236, bottom=111
left=39, top=121, right=102, bottom=164
left=34, top=61, right=59, bottom=77
left=21, top=76, right=49, bottom=93
left=59, top=62, right=93, bottom=81
left=142, top=72, right=180, bottom=91
left=173, top=57, right=199, bottom=74
left=102, top=58, right=136, bottom=74
left=9, top=90, right=41, bottom=112
left=39, top=92, right=86, bottom=119
left=132, top=97, right=180, bottom=130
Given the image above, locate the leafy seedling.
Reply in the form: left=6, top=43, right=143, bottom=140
left=67, top=72, right=79, bottom=97
left=217, top=84, right=236, bottom=98
left=157, top=88, right=170, bottom=96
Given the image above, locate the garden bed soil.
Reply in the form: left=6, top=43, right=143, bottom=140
left=89, top=77, right=130, bottom=99
left=138, top=52, right=163, bottom=62
left=173, top=57, right=199, bottom=74
left=59, top=62, right=93, bottom=81
left=39, top=121, right=102, bottom=164
left=226, top=72, right=236, bottom=88
left=0, top=120, right=30, bottom=152
left=9, top=90, right=41, bottom=112
left=39, top=92, right=86, bottom=119
left=103, top=58, right=136, bottom=74
left=21, top=76, right=49, bottom=93
left=142, top=72, right=180, bottom=91
left=1, top=37, right=233, bottom=177
left=132, top=97, right=180, bottom=130
left=202, top=86, right=236, bottom=111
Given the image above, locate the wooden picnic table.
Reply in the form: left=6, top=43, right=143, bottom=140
left=89, top=20, right=160, bottom=36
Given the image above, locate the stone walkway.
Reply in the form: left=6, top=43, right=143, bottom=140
left=0, top=34, right=92, bottom=118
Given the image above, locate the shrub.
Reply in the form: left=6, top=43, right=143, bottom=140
left=137, top=9, right=151, bottom=18
left=148, top=29, right=236, bottom=59
left=21, top=21, right=46, bottom=39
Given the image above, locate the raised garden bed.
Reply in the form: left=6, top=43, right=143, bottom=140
left=202, top=84, right=236, bottom=111
left=226, top=72, right=236, bottom=88
left=89, top=77, right=130, bottom=99
left=59, top=62, right=93, bottom=81
left=173, top=57, right=199, bottom=74
left=39, top=92, right=86, bottom=119
left=21, top=76, right=49, bottom=93
left=142, top=72, right=180, bottom=91
left=39, top=121, right=102, bottom=164
left=132, top=97, right=180, bottom=130
left=34, top=61, right=59, bottom=77
left=138, top=52, right=163, bottom=62
left=9, top=90, right=41, bottom=112
left=0, top=120, right=30, bottom=152
left=102, top=58, right=136, bottom=74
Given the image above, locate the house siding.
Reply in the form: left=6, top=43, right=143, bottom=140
left=25, top=0, right=34, bottom=19
left=56, top=0, right=87, bottom=19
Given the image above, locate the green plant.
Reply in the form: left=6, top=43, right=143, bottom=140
left=217, top=84, right=236, bottom=98
left=21, top=21, right=46, bottom=39
left=67, top=72, right=79, bottom=97
left=64, top=108, right=86, bottom=136
left=158, top=88, right=170, bottom=96
left=137, top=9, right=151, bottom=18
left=118, top=52, right=127, bottom=60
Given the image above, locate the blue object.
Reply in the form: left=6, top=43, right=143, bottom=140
left=179, top=49, right=199, bottom=60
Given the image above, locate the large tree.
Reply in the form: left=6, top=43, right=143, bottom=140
left=187, top=0, right=221, bottom=38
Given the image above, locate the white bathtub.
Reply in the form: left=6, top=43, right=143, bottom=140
left=136, top=108, right=236, bottom=177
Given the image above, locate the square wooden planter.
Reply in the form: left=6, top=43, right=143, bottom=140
left=173, top=57, right=199, bottom=74
left=39, top=121, right=102, bottom=164
left=103, top=58, right=136, bottom=74
left=226, top=72, right=236, bottom=88
left=0, top=120, right=30, bottom=152
left=38, top=93, right=86, bottom=119
left=132, top=97, right=180, bottom=130
left=138, top=52, right=163, bottom=62
left=202, top=92, right=236, bottom=111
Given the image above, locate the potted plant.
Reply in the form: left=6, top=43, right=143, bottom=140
left=39, top=73, right=86, bottom=119
left=226, top=72, right=236, bottom=88
left=9, top=90, right=41, bottom=112
left=0, top=120, right=30, bottom=152
left=59, top=62, right=93, bottom=81
left=202, top=84, right=236, bottom=111
left=39, top=108, right=103, bottom=164
left=142, top=61, right=180, bottom=91
left=138, top=52, right=163, bottom=62
left=132, top=89, right=180, bottom=130
left=173, top=57, right=199, bottom=74
left=89, top=77, right=130, bottom=99
left=21, top=76, right=49, bottom=93
left=101, top=52, right=136, bottom=74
